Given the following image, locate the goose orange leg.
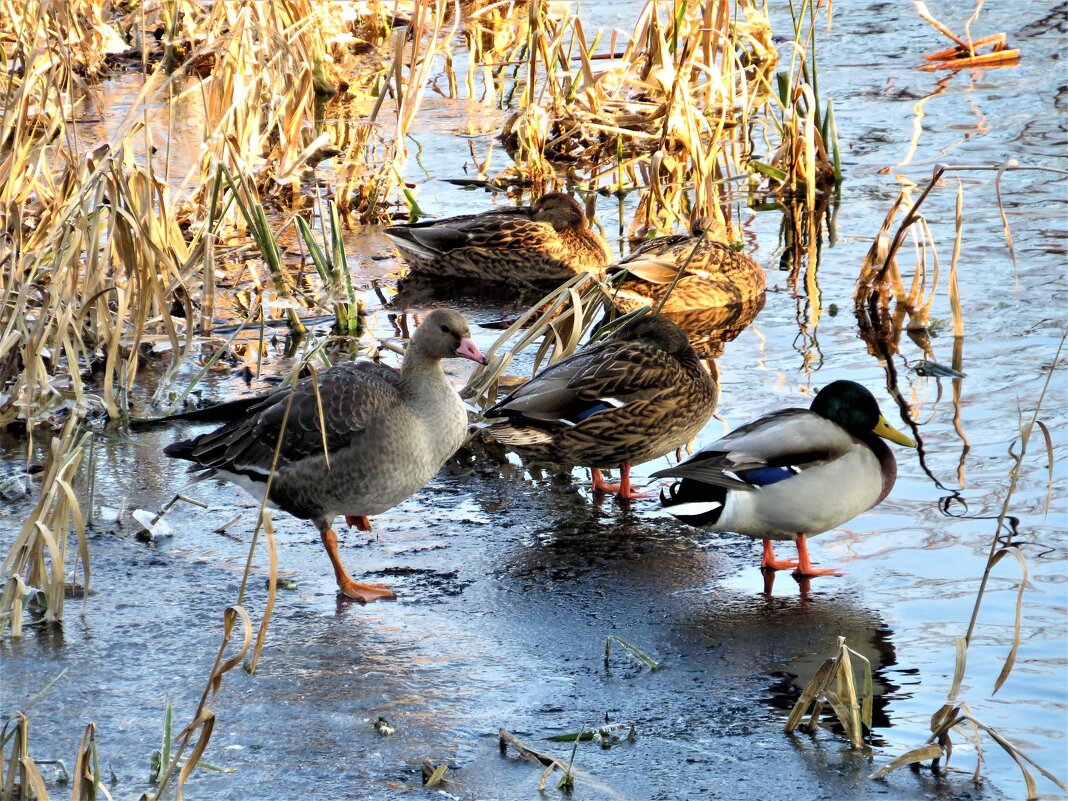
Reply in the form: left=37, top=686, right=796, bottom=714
left=317, top=523, right=394, bottom=603
left=760, top=539, right=799, bottom=571
left=591, top=464, right=649, bottom=500
left=345, top=515, right=372, bottom=532
left=792, top=535, right=842, bottom=578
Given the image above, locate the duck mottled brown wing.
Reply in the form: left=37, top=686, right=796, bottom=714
left=487, top=339, right=687, bottom=427
left=392, top=215, right=551, bottom=256
left=567, top=340, right=688, bottom=398
left=460, top=216, right=556, bottom=251
left=609, top=257, right=683, bottom=285
left=167, top=362, right=401, bottom=477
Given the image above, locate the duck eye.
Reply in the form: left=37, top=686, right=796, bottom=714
left=440, top=324, right=450, bottom=333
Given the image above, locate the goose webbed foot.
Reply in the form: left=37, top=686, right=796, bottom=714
left=345, top=515, right=372, bottom=532
left=337, top=579, right=396, bottom=603
left=318, top=522, right=396, bottom=603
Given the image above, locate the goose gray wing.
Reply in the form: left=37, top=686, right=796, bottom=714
left=651, top=409, right=852, bottom=490
left=165, top=361, right=401, bottom=478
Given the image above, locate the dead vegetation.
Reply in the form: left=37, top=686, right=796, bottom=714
left=0, top=1, right=1063, bottom=800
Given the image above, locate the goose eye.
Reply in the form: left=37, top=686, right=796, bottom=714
left=440, top=324, right=450, bottom=333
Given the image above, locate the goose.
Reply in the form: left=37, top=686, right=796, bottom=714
left=165, top=309, right=487, bottom=602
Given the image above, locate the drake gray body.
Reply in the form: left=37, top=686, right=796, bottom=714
left=385, top=193, right=612, bottom=283
left=165, top=309, right=487, bottom=602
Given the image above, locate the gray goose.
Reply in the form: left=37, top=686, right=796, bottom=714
left=484, top=314, right=717, bottom=500
left=165, top=309, right=487, bottom=602
left=384, top=193, right=612, bottom=283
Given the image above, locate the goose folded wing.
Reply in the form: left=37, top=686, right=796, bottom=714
left=175, top=362, right=400, bottom=478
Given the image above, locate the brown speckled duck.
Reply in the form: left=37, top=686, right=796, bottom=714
left=385, top=193, right=612, bottom=283
left=165, top=309, right=487, bottom=603
left=484, top=314, right=717, bottom=499
left=608, top=219, right=765, bottom=314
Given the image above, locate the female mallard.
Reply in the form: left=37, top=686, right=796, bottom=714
left=165, top=309, right=487, bottom=603
left=608, top=219, right=765, bottom=314
left=484, top=314, right=717, bottom=499
left=654, top=380, right=915, bottom=577
left=385, top=193, right=612, bottom=283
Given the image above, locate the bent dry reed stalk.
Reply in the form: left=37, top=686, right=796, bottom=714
left=867, top=334, right=1066, bottom=799
left=847, top=164, right=1066, bottom=797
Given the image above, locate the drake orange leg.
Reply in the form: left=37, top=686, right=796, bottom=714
left=345, top=515, right=372, bottom=532
left=792, top=535, right=842, bottom=578
left=318, top=525, right=394, bottom=602
left=760, top=539, right=799, bottom=571
left=591, top=465, right=649, bottom=500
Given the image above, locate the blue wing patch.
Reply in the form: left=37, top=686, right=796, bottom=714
left=573, top=397, right=624, bottom=422
left=735, top=466, right=799, bottom=486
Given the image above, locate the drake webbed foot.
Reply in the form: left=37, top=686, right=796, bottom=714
left=760, top=539, right=799, bottom=572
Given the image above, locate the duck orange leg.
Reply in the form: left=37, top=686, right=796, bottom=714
left=792, top=535, right=842, bottom=578
left=591, top=464, right=649, bottom=500
left=760, top=539, right=799, bottom=571
left=317, top=523, right=394, bottom=602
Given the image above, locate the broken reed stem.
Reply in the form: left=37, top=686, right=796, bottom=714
left=149, top=604, right=252, bottom=801
left=963, top=330, right=1065, bottom=646
left=948, top=180, right=964, bottom=337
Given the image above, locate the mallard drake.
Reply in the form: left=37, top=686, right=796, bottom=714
left=384, top=192, right=612, bottom=283
left=608, top=220, right=765, bottom=314
left=484, top=314, right=717, bottom=499
left=165, top=309, right=487, bottom=603
left=654, top=380, right=915, bottom=577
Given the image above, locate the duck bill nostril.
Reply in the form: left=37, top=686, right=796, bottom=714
left=456, top=337, right=488, bottom=365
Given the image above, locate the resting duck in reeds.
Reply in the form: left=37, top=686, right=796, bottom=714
left=385, top=192, right=612, bottom=283
left=484, top=314, right=716, bottom=500
left=165, top=309, right=487, bottom=603
left=608, top=219, right=765, bottom=314
left=655, top=381, right=915, bottom=577
left=655, top=291, right=766, bottom=360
